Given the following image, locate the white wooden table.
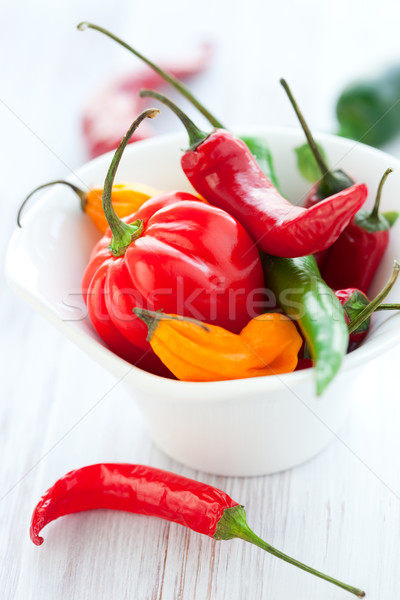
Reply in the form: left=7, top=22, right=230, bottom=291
left=2, top=1, right=400, bottom=598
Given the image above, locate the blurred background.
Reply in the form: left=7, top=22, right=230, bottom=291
left=3, top=0, right=400, bottom=204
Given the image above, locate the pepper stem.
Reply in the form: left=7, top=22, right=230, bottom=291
left=17, top=180, right=87, bottom=227
left=139, top=89, right=209, bottom=149
left=133, top=307, right=210, bottom=342
left=214, top=506, right=365, bottom=597
left=375, top=303, right=400, bottom=311
left=370, top=168, right=393, bottom=220
left=103, top=108, right=159, bottom=256
left=348, top=260, right=400, bottom=334
left=280, top=79, right=332, bottom=177
left=77, top=21, right=224, bottom=129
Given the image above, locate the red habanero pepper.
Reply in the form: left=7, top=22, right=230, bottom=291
left=30, top=463, right=365, bottom=597
left=139, top=90, right=367, bottom=258
left=82, top=44, right=212, bottom=158
left=322, top=168, right=394, bottom=294
left=280, top=79, right=354, bottom=208
left=82, top=109, right=264, bottom=375
left=338, top=260, right=400, bottom=349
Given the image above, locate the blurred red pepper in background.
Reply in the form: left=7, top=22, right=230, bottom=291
left=83, top=44, right=212, bottom=158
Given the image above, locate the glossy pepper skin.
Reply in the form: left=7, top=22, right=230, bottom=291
left=321, top=169, right=394, bottom=294
left=30, top=463, right=365, bottom=597
left=30, top=464, right=238, bottom=545
left=261, top=254, right=348, bottom=394
left=134, top=309, right=302, bottom=381
left=181, top=129, right=367, bottom=258
left=83, top=194, right=264, bottom=373
left=322, top=219, right=389, bottom=294
left=17, top=180, right=161, bottom=233
left=82, top=109, right=264, bottom=375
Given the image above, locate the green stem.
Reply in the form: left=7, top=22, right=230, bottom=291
left=214, top=506, right=365, bottom=597
left=280, top=79, right=332, bottom=178
left=17, top=180, right=87, bottom=227
left=133, top=307, right=210, bottom=342
left=348, top=260, right=400, bottom=334
left=103, top=108, right=159, bottom=256
left=139, top=89, right=208, bottom=149
left=370, top=167, right=393, bottom=220
left=375, top=303, right=400, bottom=311
left=77, top=21, right=224, bottom=129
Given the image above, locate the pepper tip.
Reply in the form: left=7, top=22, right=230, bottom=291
left=77, top=21, right=88, bottom=31
left=30, top=533, right=44, bottom=546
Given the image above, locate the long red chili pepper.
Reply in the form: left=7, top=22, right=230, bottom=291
left=30, top=463, right=365, bottom=597
left=82, top=44, right=212, bottom=158
left=139, top=90, right=367, bottom=258
left=322, top=168, right=394, bottom=293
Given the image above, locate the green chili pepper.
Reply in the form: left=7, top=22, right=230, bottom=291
left=336, top=66, right=400, bottom=147
left=261, top=254, right=348, bottom=395
left=77, top=22, right=280, bottom=188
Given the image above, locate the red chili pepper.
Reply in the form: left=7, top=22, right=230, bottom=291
left=322, top=168, right=394, bottom=294
left=82, top=109, right=264, bottom=374
left=337, top=260, right=400, bottom=348
left=335, top=287, right=370, bottom=347
left=30, top=463, right=365, bottom=597
left=83, top=44, right=212, bottom=158
left=139, top=90, right=367, bottom=258
left=295, top=357, right=314, bottom=371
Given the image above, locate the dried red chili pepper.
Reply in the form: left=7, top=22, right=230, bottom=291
left=82, top=44, right=212, bottom=158
left=30, top=463, right=365, bottom=597
left=280, top=79, right=354, bottom=207
left=82, top=109, right=264, bottom=374
left=322, top=168, right=394, bottom=294
left=139, top=90, right=367, bottom=258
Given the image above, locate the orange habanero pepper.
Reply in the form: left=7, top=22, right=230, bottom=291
left=134, top=309, right=302, bottom=381
left=17, top=180, right=161, bottom=234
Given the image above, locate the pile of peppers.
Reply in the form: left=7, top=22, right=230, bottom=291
left=24, top=23, right=400, bottom=600
left=20, top=23, right=400, bottom=397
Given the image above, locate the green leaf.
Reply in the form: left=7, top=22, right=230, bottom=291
left=295, top=142, right=327, bottom=183
left=382, top=211, right=399, bottom=228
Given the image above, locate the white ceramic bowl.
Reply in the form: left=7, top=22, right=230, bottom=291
left=6, top=129, right=400, bottom=476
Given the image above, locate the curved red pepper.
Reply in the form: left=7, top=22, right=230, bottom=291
left=30, top=461, right=365, bottom=596
left=322, top=168, right=393, bottom=294
left=139, top=90, right=367, bottom=258
left=82, top=110, right=264, bottom=375
left=181, top=131, right=367, bottom=257
left=30, top=464, right=237, bottom=545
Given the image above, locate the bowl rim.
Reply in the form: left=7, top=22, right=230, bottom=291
left=6, top=126, right=400, bottom=402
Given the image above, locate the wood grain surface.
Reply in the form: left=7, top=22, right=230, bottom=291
left=2, top=1, right=400, bottom=599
